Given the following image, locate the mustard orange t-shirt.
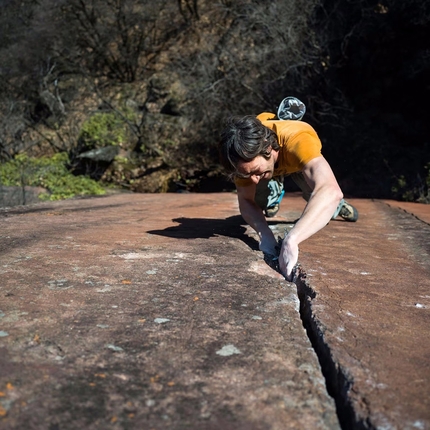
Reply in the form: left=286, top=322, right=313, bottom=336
left=234, top=112, right=322, bottom=187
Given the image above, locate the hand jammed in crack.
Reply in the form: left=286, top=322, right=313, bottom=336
left=260, top=232, right=298, bottom=281
left=258, top=234, right=278, bottom=257
left=278, top=235, right=299, bottom=281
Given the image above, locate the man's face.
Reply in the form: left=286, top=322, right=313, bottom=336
left=236, top=149, right=277, bottom=184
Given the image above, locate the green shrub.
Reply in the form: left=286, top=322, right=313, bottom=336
left=419, top=162, right=430, bottom=204
left=79, top=110, right=135, bottom=149
left=0, top=153, right=105, bottom=201
left=391, top=165, right=430, bottom=204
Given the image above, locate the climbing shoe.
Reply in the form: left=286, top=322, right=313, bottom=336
left=339, top=201, right=359, bottom=222
left=265, top=203, right=280, bottom=218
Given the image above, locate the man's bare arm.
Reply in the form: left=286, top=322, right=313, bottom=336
left=279, top=156, right=343, bottom=279
left=236, top=184, right=278, bottom=255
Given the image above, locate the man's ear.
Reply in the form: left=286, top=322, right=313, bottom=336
left=263, top=146, right=272, bottom=157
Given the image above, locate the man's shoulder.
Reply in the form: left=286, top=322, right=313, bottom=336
left=262, top=118, right=318, bottom=136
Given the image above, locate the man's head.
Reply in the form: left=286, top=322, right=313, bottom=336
left=219, top=116, right=279, bottom=181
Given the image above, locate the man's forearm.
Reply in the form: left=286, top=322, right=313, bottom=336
left=239, top=198, right=273, bottom=240
left=287, top=156, right=344, bottom=247
left=279, top=185, right=342, bottom=280
left=287, top=185, right=342, bottom=246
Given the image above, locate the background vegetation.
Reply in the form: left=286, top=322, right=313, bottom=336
left=0, top=0, right=429, bottom=203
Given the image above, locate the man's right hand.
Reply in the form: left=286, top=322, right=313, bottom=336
left=259, top=234, right=279, bottom=258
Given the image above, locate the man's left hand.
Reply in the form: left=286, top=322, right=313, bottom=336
left=279, top=237, right=299, bottom=281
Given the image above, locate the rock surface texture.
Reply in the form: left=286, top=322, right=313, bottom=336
left=0, top=193, right=429, bottom=430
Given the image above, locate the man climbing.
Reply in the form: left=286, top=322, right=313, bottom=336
left=219, top=97, right=358, bottom=281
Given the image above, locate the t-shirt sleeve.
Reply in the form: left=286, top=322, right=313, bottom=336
left=286, top=131, right=322, bottom=170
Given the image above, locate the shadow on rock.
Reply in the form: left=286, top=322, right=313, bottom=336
left=148, top=215, right=296, bottom=258
left=148, top=215, right=260, bottom=250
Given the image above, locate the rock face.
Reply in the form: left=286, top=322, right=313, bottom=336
left=0, top=185, right=47, bottom=207
left=0, top=193, right=429, bottom=430
left=296, top=199, right=430, bottom=430
left=0, top=193, right=338, bottom=429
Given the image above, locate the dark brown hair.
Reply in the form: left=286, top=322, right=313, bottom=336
left=219, top=115, right=279, bottom=175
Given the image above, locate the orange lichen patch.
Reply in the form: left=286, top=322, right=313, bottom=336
left=110, top=416, right=118, bottom=423
left=94, top=373, right=106, bottom=378
left=193, top=296, right=199, bottom=301
left=121, top=279, right=132, bottom=284
left=89, top=382, right=96, bottom=387
left=167, top=381, right=175, bottom=387
left=0, top=405, right=7, bottom=417
left=0, top=392, right=5, bottom=397
left=33, top=334, right=41, bottom=344
left=138, top=318, right=146, bottom=323
left=6, top=383, right=14, bottom=391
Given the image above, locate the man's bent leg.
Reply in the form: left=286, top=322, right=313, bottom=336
left=255, top=178, right=284, bottom=217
